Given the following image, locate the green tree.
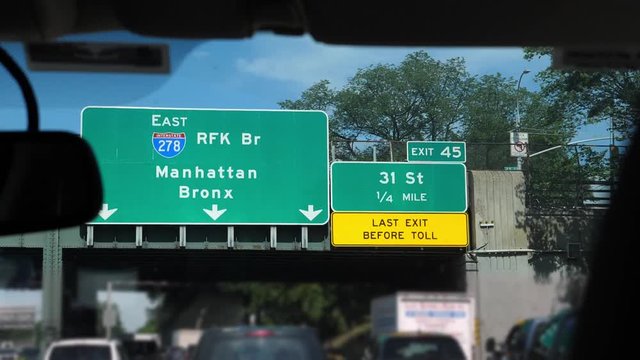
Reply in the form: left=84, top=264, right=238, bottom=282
left=462, top=74, right=519, bottom=169
left=336, top=52, right=471, bottom=160
left=279, top=80, right=336, bottom=113
left=278, top=80, right=360, bottom=159
left=461, top=69, right=586, bottom=171
left=281, top=52, right=473, bottom=161
left=219, top=282, right=391, bottom=339
left=280, top=50, right=610, bottom=205
left=525, top=48, right=639, bottom=139
left=280, top=50, right=613, bottom=256
left=137, top=317, right=158, bottom=334
left=399, top=52, right=470, bottom=141
left=521, top=48, right=625, bottom=211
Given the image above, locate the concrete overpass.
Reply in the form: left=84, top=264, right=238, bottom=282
left=0, top=170, right=605, bottom=358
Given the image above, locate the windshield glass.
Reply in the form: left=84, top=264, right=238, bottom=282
left=49, top=345, right=111, bottom=360
left=0, top=28, right=635, bottom=360
left=381, top=336, right=466, bottom=360
left=207, top=338, right=310, bottom=360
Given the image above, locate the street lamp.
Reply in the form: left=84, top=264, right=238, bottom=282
left=515, top=69, right=530, bottom=169
left=516, top=70, right=530, bottom=126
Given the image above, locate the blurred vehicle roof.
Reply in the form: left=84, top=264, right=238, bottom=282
left=47, top=339, right=119, bottom=346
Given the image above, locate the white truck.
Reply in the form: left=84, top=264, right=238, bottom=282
left=171, top=329, right=202, bottom=349
left=371, top=292, right=476, bottom=360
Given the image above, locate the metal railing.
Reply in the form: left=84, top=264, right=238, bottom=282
left=330, top=139, right=625, bottom=212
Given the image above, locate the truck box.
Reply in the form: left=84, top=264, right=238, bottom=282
left=171, top=329, right=203, bottom=349
left=371, top=292, right=475, bottom=360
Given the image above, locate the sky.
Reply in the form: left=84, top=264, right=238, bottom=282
left=0, top=32, right=547, bottom=128
left=0, top=289, right=154, bottom=332
left=96, top=291, right=160, bottom=332
left=1, top=32, right=611, bottom=140
left=0, top=31, right=614, bottom=332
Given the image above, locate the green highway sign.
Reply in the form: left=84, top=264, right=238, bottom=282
left=82, top=107, right=329, bottom=225
left=407, top=141, right=466, bottom=162
left=330, top=162, right=467, bottom=213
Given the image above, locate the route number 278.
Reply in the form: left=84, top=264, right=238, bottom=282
left=157, top=140, right=183, bottom=153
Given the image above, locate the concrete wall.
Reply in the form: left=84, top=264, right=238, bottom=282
left=469, top=170, right=605, bottom=253
left=469, top=171, right=527, bottom=250
left=467, top=255, right=567, bottom=359
left=467, top=171, right=594, bottom=360
left=525, top=212, right=604, bottom=253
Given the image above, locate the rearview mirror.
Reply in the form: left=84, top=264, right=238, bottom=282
left=0, top=132, right=103, bottom=235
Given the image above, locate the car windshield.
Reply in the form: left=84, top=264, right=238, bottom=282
left=0, top=11, right=636, bottom=360
left=381, top=336, right=466, bottom=360
left=207, top=338, right=311, bottom=360
left=122, top=340, right=158, bottom=358
left=49, top=346, right=111, bottom=360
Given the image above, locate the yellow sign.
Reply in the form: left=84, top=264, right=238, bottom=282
left=331, top=213, right=468, bottom=247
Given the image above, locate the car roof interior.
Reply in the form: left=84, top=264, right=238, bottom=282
left=1, top=0, right=640, bottom=46
left=1, top=1, right=638, bottom=359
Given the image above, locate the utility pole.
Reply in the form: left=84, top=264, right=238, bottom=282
left=105, top=281, right=113, bottom=339
left=515, top=69, right=530, bottom=170
left=609, top=117, right=617, bottom=194
left=102, top=280, right=179, bottom=339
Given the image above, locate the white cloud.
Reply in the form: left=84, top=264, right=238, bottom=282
left=235, top=36, right=416, bottom=87
left=234, top=36, right=544, bottom=90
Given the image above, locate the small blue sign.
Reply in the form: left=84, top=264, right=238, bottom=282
left=405, top=310, right=466, bottom=318
left=152, top=132, right=186, bottom=158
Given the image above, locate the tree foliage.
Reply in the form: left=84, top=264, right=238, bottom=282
left=525, top=47, right=640, bottom=139
left=218, top=282, right=391, bottom=339
left=137, top=318, right=158, bottom=334
left=334, top=52, right=470, bottom=143
left=520, top=48, right=625, bottom=212
left=279, top=53, right=473, bottom=161
left=280, top=50, right=579, bottom=168
left=278, top=49, right=622, bottom=234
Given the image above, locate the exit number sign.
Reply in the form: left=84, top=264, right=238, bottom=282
left=407, top=141, right=466, bottom=163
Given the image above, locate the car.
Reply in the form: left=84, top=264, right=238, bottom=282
left=183, top=345, right=198, bottom=360
left=528, top=310, right=577, bottom=360
left=374, top=333, right=466, bottom=360
left=121, top=334, right=162, bottom=360
left=163, top=346, right=186, bottom=360
left=486, top=317, right=548, bottom=360
left=192, top=326, right=325, bottom=360
left=18, top=347, right=40, bottom=360
left=0, top=348, right=18, bottom=360
left=43, top=338, right=128, bottom=360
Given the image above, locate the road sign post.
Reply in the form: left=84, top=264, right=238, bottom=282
left=82, top=107, right=329, bottom=225
left=330, top=162, right=467, bottom=213
left=510, top=132, right=529, bottom=157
